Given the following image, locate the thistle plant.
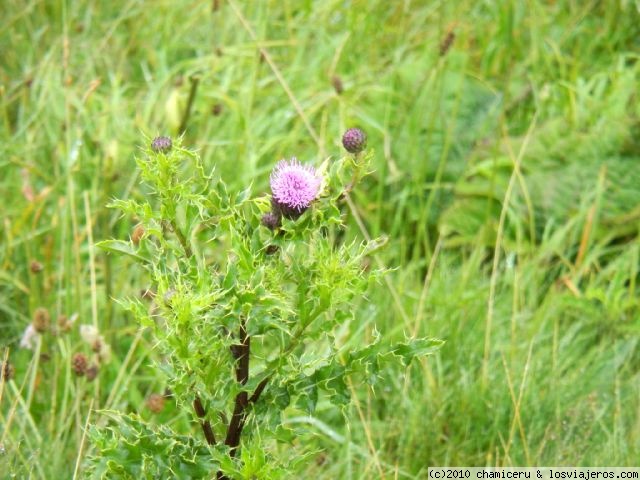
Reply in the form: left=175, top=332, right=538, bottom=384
left=90, top=132, right=441, bottom=478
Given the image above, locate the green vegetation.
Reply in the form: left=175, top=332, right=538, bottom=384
left=2, top=0, right=640, bottom=478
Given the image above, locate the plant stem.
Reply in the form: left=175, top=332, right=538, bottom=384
left=224, top=318, right=250, bottom=457
left=169, top=219, right=193, bottom=258
left=193, top=396, right=217, bottom=445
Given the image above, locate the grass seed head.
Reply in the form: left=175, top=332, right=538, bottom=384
left=85, top=364, right=99, bottom=382
left=1, top=361, right=15, bottom=381
left=30, top=260, right=43, bottom=273
left=72, top=353, right=88, bottom=376
left=32, top=307, right=50, bottom=333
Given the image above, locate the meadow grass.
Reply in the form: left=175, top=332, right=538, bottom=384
left=2, top=0, right=640, bottom=478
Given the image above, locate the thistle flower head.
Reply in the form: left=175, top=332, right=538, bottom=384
left=151, top=136, right=172, bottom=153
left=342, top=128, right=367, bottom=153
left=270, top=158, right=322, bottom=219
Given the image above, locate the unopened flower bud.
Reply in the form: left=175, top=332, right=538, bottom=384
left=151, top=136, right=172, bottom=153
left=261, top=212, right=281, bottom=230
left=265, top=245, right=279, bottom=256
left=342, top=128, right=367, bottom=154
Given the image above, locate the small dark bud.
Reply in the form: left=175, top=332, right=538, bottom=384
left=342, top=128, right=367, bottom=154
left=32, top=307, right=50, bottom=333
left=261, top=211, right=282, bottom=230
left=331, top=75, right=344, bottom=95
left=85, top=364, right=99, bottom=382
left=146, top=393, right=166, bottom=413
left=2, top=361, right=15, bottom=381
left=30, top=260, right=44, bottom=273
left=131, top=224, right=145, bottom=245
left=212, top=103, right=223, bottom=116
left=72, top=353, right=88, bottom=376
left=265, top=245, right=280, bottom=256
left=151, top=136, right=172, bottom=153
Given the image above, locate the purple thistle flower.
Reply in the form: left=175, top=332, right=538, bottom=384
left=270, top=158, right=322, bottom=219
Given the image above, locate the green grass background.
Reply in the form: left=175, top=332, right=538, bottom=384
left=2, top=0, right=640, bottom=477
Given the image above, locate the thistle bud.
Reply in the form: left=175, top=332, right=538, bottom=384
left=265, top=244, right=280, bottom=256
left=261, top=212, right=281, bottom=230
left=151, top=136, right=172, bottom=153
left=342, top=128, right=367, bottom=154
left=72, top=353, right=88, bottom=376
left=32, top=307, right=50, bottom=333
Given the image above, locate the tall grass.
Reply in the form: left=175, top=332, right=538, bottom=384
left=2, top=0, right=640, bottom=477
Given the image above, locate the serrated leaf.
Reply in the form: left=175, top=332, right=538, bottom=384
left=96, top=239, right=151, bottom=264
